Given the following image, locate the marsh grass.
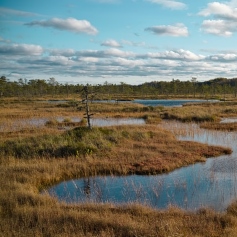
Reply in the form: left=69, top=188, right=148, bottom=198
left=0, top=125, right=231, bottom=170
left=45, top=118, right=87, bottom=128
left=0, top=124, right=234, bottom=236
left=201, top=122, right=237, bottom=131
left=162, top=101, right=237, bottom=123
left=162, top=106, right=219, bottom=123
left=0, top=98, right=161, bottom=132
left=1, top=98, right=237, bottom=237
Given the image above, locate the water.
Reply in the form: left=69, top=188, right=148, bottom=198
left=91, top=99, right=214, bottom=107
left=221, top=117, right=237, bottom=123
left=133, top=99, right=217, bottom=107
left=46, top=121, right=237, bottom=212
left=46, top=99, right=210, bottom=107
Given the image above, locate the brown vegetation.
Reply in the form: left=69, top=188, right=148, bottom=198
left=1, top=98, right=237, bottom=236
left=201, top=122, right=237, bottom=131
left=161, top=101, right=237, bottom=123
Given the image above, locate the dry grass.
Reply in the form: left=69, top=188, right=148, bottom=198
left=162, top=102, right=237, bottom=131
left=201, top=122, right=237, bottom=131
left=1, top=98, right=237, bottom=237
left=0, top=98, right=161, bottom=139
left=162, top=101, right=237, bottom=123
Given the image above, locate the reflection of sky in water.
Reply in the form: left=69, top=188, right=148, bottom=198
left=84, top=99, right=217, bottom=107
left=133, top=99, right=218, bottom=107
left=46, top=121, right=237, bottom=212
left=221, top=117, right=237, bottom=123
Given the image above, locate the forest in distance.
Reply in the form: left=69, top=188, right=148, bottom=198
left=1, top=75, right=237, bottom=99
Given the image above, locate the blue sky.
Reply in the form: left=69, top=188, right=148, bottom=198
left=1, top=0, right=237, bottom=85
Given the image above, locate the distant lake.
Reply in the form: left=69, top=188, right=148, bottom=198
left=47, top=99, right=218, bottom=107
left=133, top=99, right=217, bottom=107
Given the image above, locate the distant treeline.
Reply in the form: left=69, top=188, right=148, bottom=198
left=1, top=76, right=237, bottom=99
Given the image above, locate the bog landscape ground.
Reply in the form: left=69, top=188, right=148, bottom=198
left=1, top=95, right=237, bottom=237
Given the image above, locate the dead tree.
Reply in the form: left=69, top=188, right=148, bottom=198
left=81, top=85, right=94, bottom=129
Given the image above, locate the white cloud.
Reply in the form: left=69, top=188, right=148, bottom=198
left=101, top=39, right=121, bottom=48
left=201, top=19, right=237, bottom=36
left=2, top=43, right=237, bottom=84
left=25, top=18, right=98, bottom=35
left=0, top=43, right=43, bottom=55
left=111, top=58, right=144, bottom=67
left=198, top=2, right=237, bottom=20
left=207, top=53, right=237, bottom=62
left=146, top=0, right=187, bottom=10
left=44, top=56, right=72, bottom=65
left=105, top=48, right=135, bottom=57
left=78, top=57, right=99, bottom=63
left=199, top=1, right=237, bottom=36
left=145, top=23, right=188, bottom=37
left=74, top=48, right=134, bottom=59
left=141, top=49, right=205, bottom=61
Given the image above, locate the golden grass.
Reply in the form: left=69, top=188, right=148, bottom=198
left=201, top=122, right=237, bottom=131
left=162, top=101, right=237, bottom=123
left=1, top=98, right=237, bottom=236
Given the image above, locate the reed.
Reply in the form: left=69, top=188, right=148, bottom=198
left=201, top=122, right=237, bottom=131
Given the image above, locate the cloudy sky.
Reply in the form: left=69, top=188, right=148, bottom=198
left=1, top=0, right=237, bottom=84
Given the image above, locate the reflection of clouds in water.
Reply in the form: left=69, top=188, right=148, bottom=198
left=133, top=99, right=218, bottom=107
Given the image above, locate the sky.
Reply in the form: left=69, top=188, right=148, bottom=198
left=0, top=0, right=237, bottom=85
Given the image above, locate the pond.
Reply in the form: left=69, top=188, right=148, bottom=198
left=45, top=121, right=237, bottom=212
left=92, top=99, right=218, bottom=107
left=133, top=99, right=218, bottom=107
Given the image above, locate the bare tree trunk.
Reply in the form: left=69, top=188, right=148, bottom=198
left=83, top=86, right=92, bottom=129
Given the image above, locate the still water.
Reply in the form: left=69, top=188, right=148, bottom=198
left=133, top=99, right=215, bottom=107
left=46, top=99, right=217, bottom=107
left=46, top=121, right=237, bottom=212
